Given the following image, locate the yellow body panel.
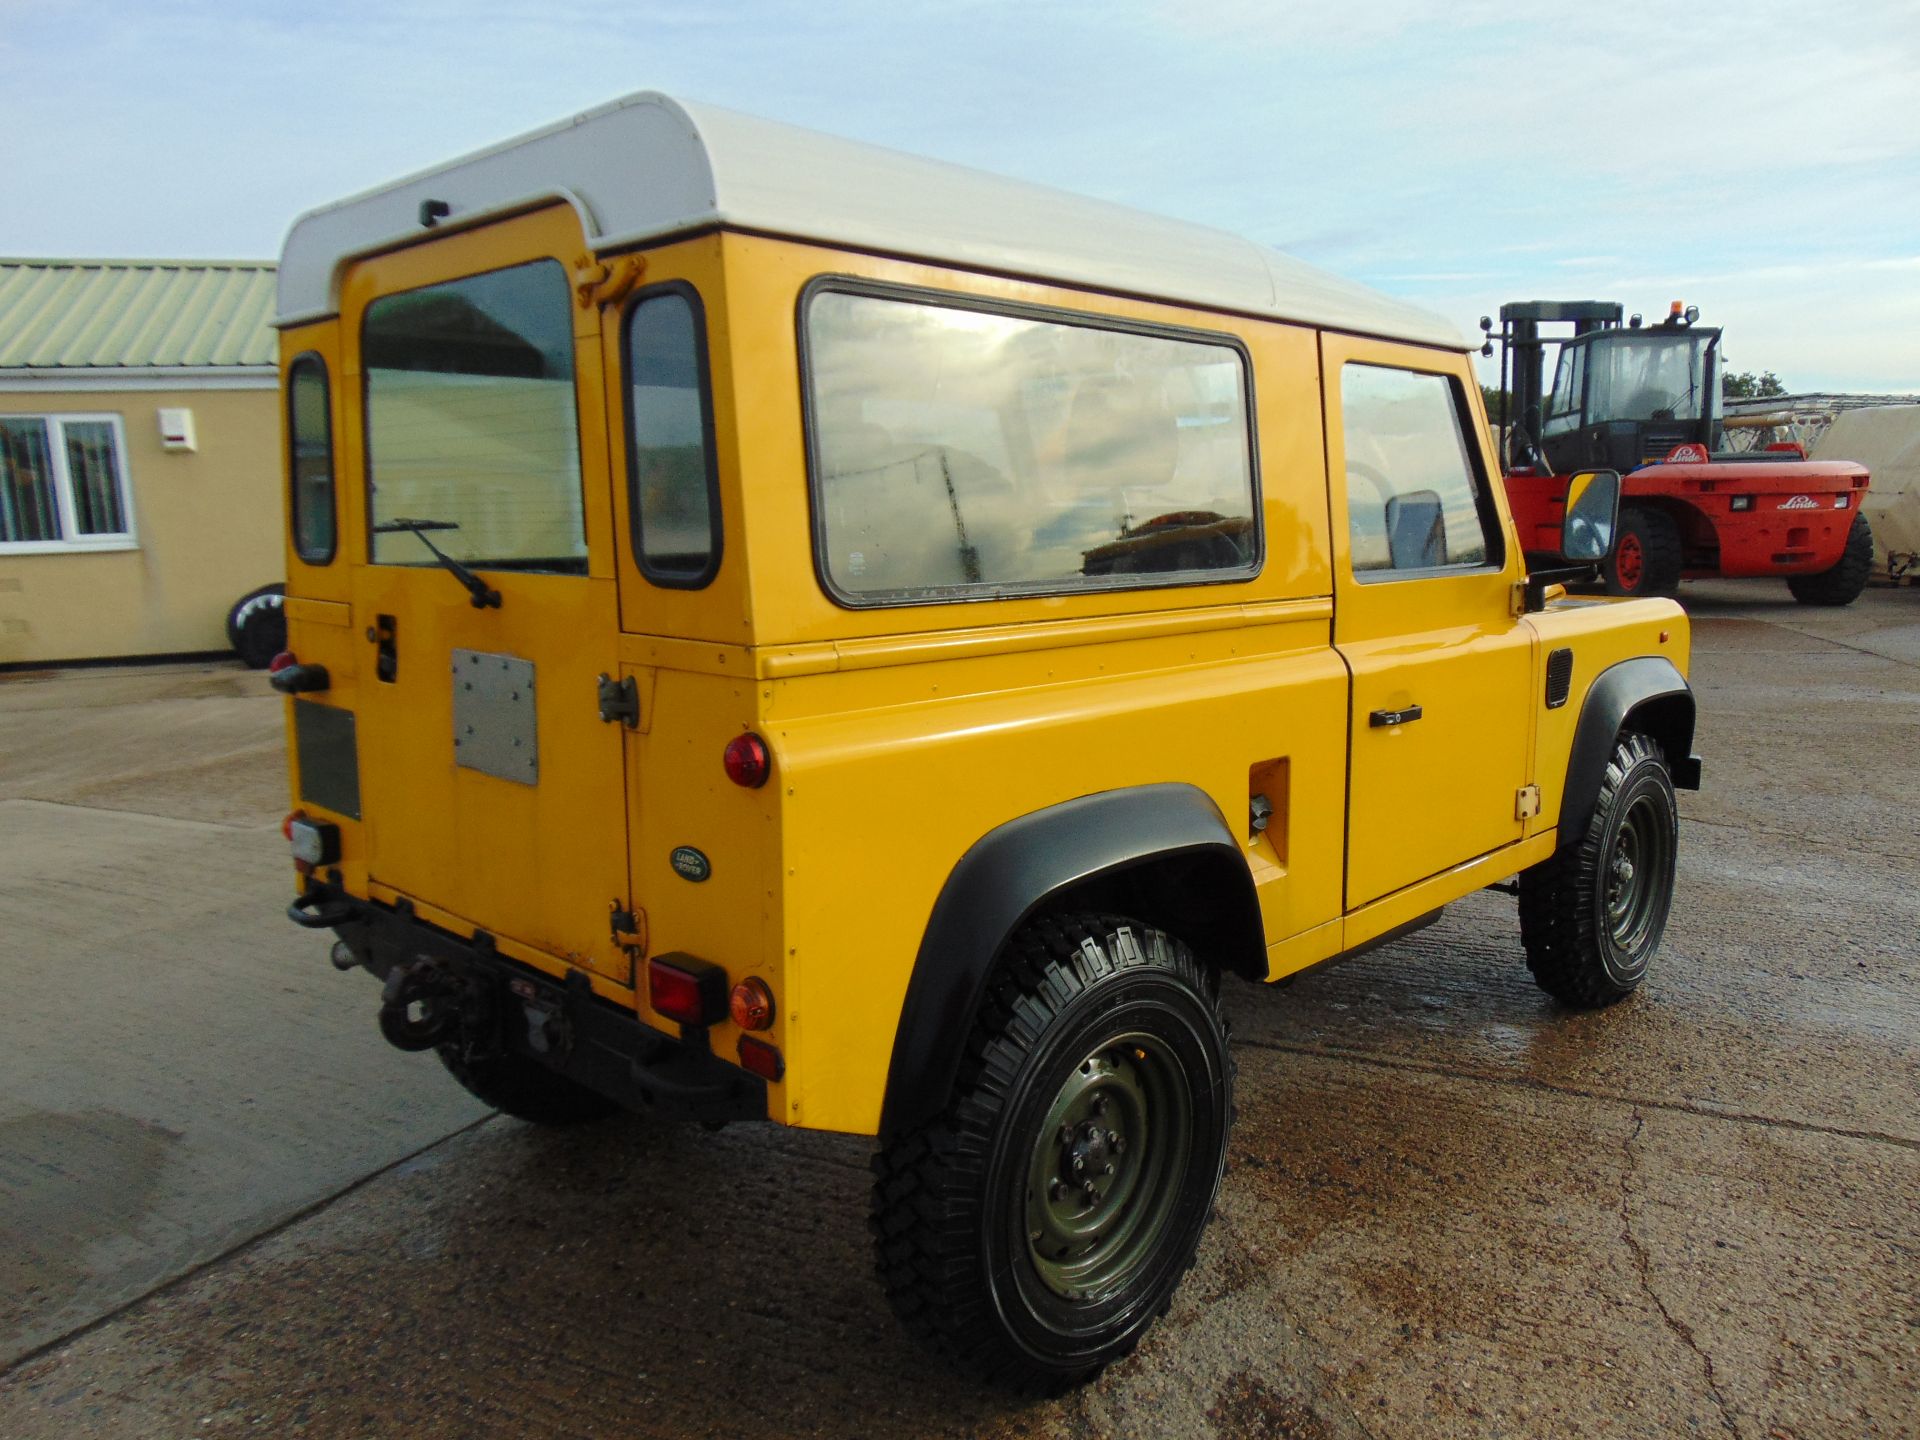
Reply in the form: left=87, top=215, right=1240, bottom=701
left=278, top=213, right=1691, bottom=1138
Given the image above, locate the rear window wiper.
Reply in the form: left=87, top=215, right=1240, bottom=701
left=372, top=518, right=502, bottom=608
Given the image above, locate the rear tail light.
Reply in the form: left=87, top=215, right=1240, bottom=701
left=729, top=977, right=776, bottom=1031
left=648, top=953, right=729, bottom=1027
left=737, top=1036, right=784, bottom=1081
left=723, top=732, right=771, bottom=788
left=286, top=815, right=340, bottom=866
left=269, top=651, right=297, bottom=674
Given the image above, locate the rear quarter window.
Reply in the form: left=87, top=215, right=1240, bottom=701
left=287, top=354, right=336, bottom=563
left=802, top=285, right=1259, bottom=606
left=624, top=284, right=721, bottom=587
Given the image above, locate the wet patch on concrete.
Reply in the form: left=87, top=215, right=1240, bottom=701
left=0, top=1110, right=181, bottom=1350
left=1206, top=1371, right=1335, bottom=1438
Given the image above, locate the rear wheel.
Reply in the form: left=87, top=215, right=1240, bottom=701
left=1787, top=512, right=1873, bottom=606
left=870, top=914, right=1232, bottom=1393
left=1519, top=732, right=1678, bottom=1007
left=436, top=1044, right=618, bottom=1125
left=1602, top=507, right=1683, bottom=598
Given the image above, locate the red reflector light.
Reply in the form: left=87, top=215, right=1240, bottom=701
left=269, top=650, right=297, bottom=674
left=282, top=810, right=305, bottom=841
left=729, top=977, right=776, bottom=1031
left=647, top=954, right=728, bottom=1027
left=737, top=1036, right=784, bottom=1081
left=722, top=732, right=771, bottom=788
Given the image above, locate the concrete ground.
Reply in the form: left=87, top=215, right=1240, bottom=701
left=1, top=581, right=1915, bottom=1439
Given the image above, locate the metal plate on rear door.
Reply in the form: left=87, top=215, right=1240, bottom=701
left=452, top=649, right=538, bottom=785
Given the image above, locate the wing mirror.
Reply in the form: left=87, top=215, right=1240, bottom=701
left=1523, top=468, right=1622, bottom=611
left=1385, top=489, right=1445, bottom=569
left=1560, top=469, right=1621, bottom=562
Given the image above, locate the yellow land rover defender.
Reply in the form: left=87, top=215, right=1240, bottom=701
left=273, top=93, right=1700, bottom=1391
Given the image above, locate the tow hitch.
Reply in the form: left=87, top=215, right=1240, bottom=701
left=378, top=957, right=475, bottom=1051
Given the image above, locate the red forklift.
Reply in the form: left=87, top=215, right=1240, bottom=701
left=1487, top=299, right=1873, bottom=603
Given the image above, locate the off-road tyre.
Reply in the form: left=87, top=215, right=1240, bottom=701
left=870, top=914, right=1233, bottom=1394
left=436, top=1044, right=619, bottom=1125
left=1787, top=512, right=1873, bottom=607
left=1519, top=731, right=1677, bottom=1007
left=1602, top=506, right=1683, bottom=598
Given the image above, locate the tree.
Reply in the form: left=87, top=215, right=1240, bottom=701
left=1723, top=370, right=1786, bottom=401
left=1479, top=384, right=1510, bottom=424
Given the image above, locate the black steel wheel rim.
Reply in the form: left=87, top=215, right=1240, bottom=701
left=1605, top=791, right=1670, bottom=954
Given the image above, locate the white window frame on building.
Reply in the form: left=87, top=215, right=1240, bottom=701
left=0, top=412, right=138, bottom=555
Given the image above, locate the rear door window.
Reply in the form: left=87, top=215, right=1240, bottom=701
left=362, top=259, right=585, bottom=573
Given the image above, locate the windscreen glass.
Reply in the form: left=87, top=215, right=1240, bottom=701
left=1583, top=334, right=1712, bottom=424
left=363, top=259, right=585, bottom=572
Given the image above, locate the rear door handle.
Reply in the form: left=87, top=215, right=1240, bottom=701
left=1369, top=704, right=1423, bottom=727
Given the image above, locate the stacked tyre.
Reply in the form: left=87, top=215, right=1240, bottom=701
left=226, top=584, right=286, bottom=669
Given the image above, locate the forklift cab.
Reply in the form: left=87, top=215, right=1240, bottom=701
left=1540, top=320, right=1723, bottom=473
left=1497, top=300, right=1723, bottom=474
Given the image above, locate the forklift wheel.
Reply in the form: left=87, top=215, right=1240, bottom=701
left=1787, top=512, right=1873, bottom=607
left=1603, top=508, right=1682, bottom=599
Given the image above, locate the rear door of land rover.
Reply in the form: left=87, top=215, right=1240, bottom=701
left=341, top=205, right=631, bottom=983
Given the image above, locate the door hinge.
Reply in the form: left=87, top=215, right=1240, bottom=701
left=597, top=672, right=640, bottom=727
left=1515, top=783, right=1542, bottom=820
left=610, top=902, right=647, bottom=949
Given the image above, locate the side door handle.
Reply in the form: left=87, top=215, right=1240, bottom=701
left=1369, top=704, right=1423, bottom=728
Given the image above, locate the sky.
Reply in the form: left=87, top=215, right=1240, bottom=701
left=4, top=0, right=1918, bottom=392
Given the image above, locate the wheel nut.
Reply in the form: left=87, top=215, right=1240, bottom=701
left=1082, top=1181, right=1097, bottom=1200
left=1106, top=1130, right=1119, bottom=1146
left=1113, top=1137, right=1127, bottom=1154
left=1103, top=1163, right=1115, bottom=1176
left=1091, top=1093, right=1108, bottom=1115
left=1050, top=1181, right=1066, bottom=1200
left=1058, top=1124, right=1074, bottom=1146
left=1072, top=1155, right=1085, bottom=1175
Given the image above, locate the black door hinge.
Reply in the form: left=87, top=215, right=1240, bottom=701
left=596, top=672, right=640, bottom=727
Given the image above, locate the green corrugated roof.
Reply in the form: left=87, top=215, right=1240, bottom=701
left=0, top=259, right=277, bottom=369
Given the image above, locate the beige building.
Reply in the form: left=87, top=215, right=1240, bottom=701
left=0, top=260, right=283, bottom=666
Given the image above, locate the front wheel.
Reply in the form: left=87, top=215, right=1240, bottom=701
left=1787, top=511, right=1873, bottom=606
left=1519, top=732, right=1678, bottom=1007
left=1602, top=506, right=1683, bottom=598
left=871, top=915, right=1232, bottom=1393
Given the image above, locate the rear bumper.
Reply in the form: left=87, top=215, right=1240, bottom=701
left=298, top=880, right=768, bottom=1125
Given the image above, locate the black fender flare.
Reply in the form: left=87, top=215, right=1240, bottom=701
left=877, top=782, right=1263, bottom=1142
left=1558, top=655, right=1701, bottom=849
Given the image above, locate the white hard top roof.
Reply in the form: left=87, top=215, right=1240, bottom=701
left=276, top=92, right=1463, bottom=350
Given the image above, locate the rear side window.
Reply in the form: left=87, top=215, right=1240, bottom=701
left=1340, top=364, right=1500, bottom=576
left=362, top=259, right=585, bottom=574
left=287, top=354, right=335, bottom=563
left=803, top=286, right=1259, bottom=606
left=624, top=285, right=720, bottom=587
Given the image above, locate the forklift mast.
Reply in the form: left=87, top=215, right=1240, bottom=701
left=1496, top=300, right=1622, bottom=468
